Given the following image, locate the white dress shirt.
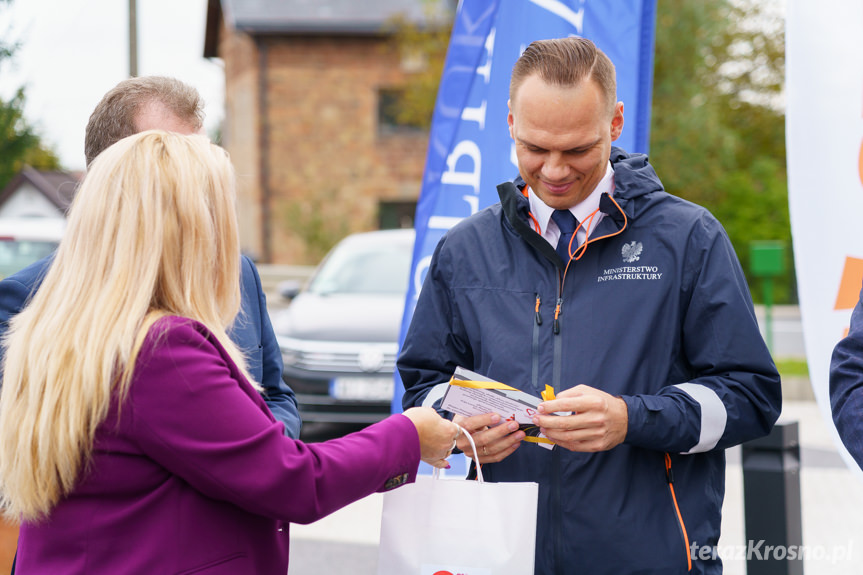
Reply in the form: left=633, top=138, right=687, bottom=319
left=528, top=161, right=615, bottom=249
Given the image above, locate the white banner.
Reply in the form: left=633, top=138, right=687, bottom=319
left=786, top=0, right=863, bottom=475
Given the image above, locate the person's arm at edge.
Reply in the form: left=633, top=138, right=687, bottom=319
left=830, top=280, right=863, bottom=469
left=243, top=256, right=302, bottom=438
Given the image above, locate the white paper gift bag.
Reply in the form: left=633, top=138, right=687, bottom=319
left=377, top=427, right=538, bottom=575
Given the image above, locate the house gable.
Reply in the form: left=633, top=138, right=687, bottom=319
left=0, top=167, right=80, bottom=220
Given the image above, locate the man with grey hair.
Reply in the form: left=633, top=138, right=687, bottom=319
left=399, top=37, right=781, bottom=574
left=84, top=76, right=206, bottom=167
left=0, top=76, right=302, bottom=439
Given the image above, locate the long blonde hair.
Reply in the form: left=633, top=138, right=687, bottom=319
left=0, top=131, right=252, bottom=522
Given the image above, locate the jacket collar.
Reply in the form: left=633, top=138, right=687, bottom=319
left=497, top=147, right=661, bottom=268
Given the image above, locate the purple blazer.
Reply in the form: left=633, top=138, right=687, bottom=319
left=16, top=316, right=420, bottom=574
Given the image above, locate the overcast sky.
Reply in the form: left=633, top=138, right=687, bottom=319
left=0, top=0, right=224, bottom=172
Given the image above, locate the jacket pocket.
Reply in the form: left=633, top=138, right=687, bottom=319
left=665, top=452, right=693, bottom=572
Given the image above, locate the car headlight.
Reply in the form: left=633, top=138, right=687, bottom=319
left=276, top=334, right=302, bottom=367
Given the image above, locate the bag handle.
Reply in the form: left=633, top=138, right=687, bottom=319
left=433, top=424, right=484, bottom=483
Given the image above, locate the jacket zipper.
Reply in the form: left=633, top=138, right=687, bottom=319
left=537, top=204, right=628, bottom=573
left=665, top=453, right=693, bottom=571
left=532, top=294, right=541, bottom=390
left=551, top=274, right=564, bottom=573
left=554, top=262, right=568, bottom=336
left=553, top=297, right=563, bottom=334
left=551, top=446, right=563, bottom=574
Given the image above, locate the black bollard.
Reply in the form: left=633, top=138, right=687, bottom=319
left=741, top=421, right=804, bottom=575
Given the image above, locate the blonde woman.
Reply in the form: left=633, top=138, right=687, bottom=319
left=0, top=131, right=457, bottom=574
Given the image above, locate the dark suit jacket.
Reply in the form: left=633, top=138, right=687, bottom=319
left=831, top=280, right=863, bottom=469
left=16, top=316, right=419, bottom=574
left=0, top=254, right=302, bottom=438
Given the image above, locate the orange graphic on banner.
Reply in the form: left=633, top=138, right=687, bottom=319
left=835, top=256, right=863, bottom=310
left=859, top=137, right=863, bottom=186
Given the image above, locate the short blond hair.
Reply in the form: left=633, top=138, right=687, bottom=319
left=0, top=131, right=250, bottom=522
left=510, top=36, right=617, bottom=115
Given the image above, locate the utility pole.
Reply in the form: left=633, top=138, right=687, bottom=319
left=129, top=0, right=138, bottom=77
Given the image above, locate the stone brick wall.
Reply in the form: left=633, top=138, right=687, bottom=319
left=221, top=31, right=428, bottom=264
left=221, top=21, right=263, bottom=258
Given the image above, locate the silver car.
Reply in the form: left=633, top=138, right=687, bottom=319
left=272, top=228, right=415, bottom=425
left=0, top=218, right=65, bottom=278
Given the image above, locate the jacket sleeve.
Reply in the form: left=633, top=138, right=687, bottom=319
left=130, top=322, right=421, bottom=524
left=830, top=281, right=863, bottom=469
left=238, top=256, right=302, bottom=439
left=0, top=277, right=29, bottom=369
left=0, top=257, right=52, bottom=369
left=398, top=237, right=470, bottom=411
left=622, top=217, right=782, bottom=454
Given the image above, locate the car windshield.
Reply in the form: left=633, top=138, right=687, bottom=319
left=308, top=236, right=412, bottom=296
left=0, top=239, right=58, bottom=279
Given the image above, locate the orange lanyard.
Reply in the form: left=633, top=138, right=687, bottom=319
left=525, top=194, right=629, bottom=266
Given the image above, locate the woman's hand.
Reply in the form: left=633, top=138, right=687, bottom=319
left=403, top=407, right=461, bottom=469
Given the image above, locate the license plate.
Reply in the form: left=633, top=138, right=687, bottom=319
left=330, top=377, right=394, bottom=401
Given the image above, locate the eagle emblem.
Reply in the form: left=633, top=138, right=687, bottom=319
left=621, top=241, right=643, bottom=263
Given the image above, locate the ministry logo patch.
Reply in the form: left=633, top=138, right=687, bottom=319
left=621, top=241, right=643, bottom=263
left=598, top=241, right=663, bottom=283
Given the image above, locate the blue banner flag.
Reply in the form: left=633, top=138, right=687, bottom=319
left=393, top=0, right=658, bottom=418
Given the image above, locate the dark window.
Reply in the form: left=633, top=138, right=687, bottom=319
left=378, top=88, right=425, bottom=134
left=378, top=200, right=417, bottom=230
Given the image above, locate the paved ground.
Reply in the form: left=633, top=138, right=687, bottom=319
left=720, top=400, right=863, bottom=574
left=287, top=399, right=863, bottom=574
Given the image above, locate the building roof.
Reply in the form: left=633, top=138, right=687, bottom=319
left=205, top=0, right=451, bottom=56
left=0, top=166, right=80, bottom=213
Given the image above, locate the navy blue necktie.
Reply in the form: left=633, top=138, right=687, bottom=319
left=551, top=209, right=578, bottom=263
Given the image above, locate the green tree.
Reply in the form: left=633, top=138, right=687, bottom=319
left=383, top=1, right=454, bottom=129
left=0, top=88, right=61, bottom=188
left=650, top=0, right=792, bottom=302
left=0, top=0, right=62, bottom=190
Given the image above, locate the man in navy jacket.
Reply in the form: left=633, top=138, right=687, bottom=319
left=830, top=281, right=863, bottom=468
left=399, top=38, right=781, bottom=574
left=0, top=76, right=301, bottom=439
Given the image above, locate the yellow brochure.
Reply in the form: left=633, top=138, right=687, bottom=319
left=440, top=367, right=556, bottom=450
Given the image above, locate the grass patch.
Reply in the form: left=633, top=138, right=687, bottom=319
left=774, top=358, right=808, bottom=378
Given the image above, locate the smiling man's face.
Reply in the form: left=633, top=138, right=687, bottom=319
left=508, top=74, right=623, bottom=210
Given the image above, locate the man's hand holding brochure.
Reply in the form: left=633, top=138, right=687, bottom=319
left=441, top=367, right=571, bottom=452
